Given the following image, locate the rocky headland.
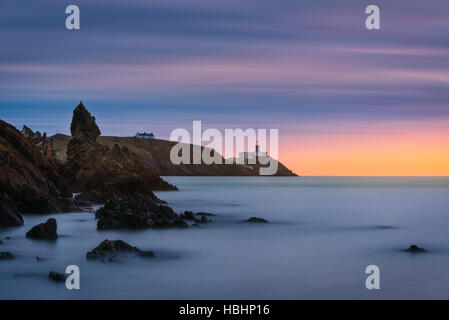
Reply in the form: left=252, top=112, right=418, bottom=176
left=60, top=103, right=177, bottom=203
left=0, top=120, right=74, bottom=226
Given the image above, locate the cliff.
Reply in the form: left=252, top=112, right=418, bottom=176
left=59, top=103, right=176, bottom=202
left=52, top=135, right=297, bottom=176
left=0, top=120, right=73, bottom=226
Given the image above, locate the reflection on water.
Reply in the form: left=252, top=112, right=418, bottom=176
left=1, top=177, right=449, bottom=299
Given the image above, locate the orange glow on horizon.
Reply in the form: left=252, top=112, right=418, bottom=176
left=278, top=121, right=449, bottom=176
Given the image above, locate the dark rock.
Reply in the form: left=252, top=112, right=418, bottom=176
left=36, top=256, right=45, bottom=261
left=48, top=271, right=66, bottom=282
left=0, top=119, right=73, bottom=226
left=196, top=212, right=216, bottom=217
left=181, top=211, right=197, bottom=221
left=95, top=194, right=188, bottom=230
left=0, top=251, right=14, bottom=260
left=243, top=217, right=269, bottom=223
left=26, top=218, right=58, bottom=240
left=200, top=216, right=211, bottom=223
left=61, top=103, right=176, bottom=203
left=0, top=194, right=24, bottom=227
left=406, top=245, right=426, bottom=253
left=180, top=211, right=212, bottom=224
left=70, top=102, right=101, bottom=143
left=4, top=237, right=10, bottom=240
left=21, top=126, right=57, bottom=165
left=86, top=239, right=154, bottom=262
left=0, top=240, right=2, bottom=244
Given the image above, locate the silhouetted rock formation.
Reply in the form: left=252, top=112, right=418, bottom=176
left=70, top=102, right=101, bottom=143
left=180, top=211, right=212, bottom=224
left=95, top=194, right=188, bottom=230
left=0, top=120, right=73, bottom=226
left=86, top=239, right=154, bottom=262
left=0, top=251, right=14, bottom=260
left=243, top=217, right=269, bottom=223
left=406, top=244, right=426, bottom=253
left=61, top=103, right=176, bottom=202
left=48, top=271, right=66, bottom=282
left=26, top=218, right=58, bottom=240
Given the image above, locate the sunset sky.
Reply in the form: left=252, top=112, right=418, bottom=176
left=0, top=0, right=448, bottom=176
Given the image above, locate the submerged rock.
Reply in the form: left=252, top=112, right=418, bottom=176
left=179, top=211, right=213, bottom=224
left=406, top=245, right=426, bottom=253
left=0, top=251, right=14, bottom=260
left=95, top=194, right=188, bottom=230
left=196, top=212, right=216, bottom=217
left=26, top=218, right=58, bottom=240
left=48, top=271, right=66, bottom=282
left=86, top=239, right=154, bottom=262
left=243, top=217, right=269, bottom=223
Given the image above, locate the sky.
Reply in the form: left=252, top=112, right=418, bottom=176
left=0, top=0, right=448, bottom=175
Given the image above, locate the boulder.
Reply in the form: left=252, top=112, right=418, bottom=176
left=86, top=239, right=154, bottom=262
left=180, top=211, right=213, bottom=224
left=406, top=245, right=426, bottom=253
left=0, top=251, right=14, bottom=260
left=95, top=194, right=188, bottom=230
left=243, top=217, right=269, bottom=223
left=26, top=218, right=58, bottom=240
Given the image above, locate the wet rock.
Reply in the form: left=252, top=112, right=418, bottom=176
left=0, top=252, right=14, bottom=260
left=26, top=218, right=58, bottom=240
left=200, top=216, right=211, bottom=223
left=242, top=217, right=269, bottom=223
left=95, top=194, right=188, bottom=230
left=180, top=211, right=212, bottom=224
left=48, top=271, right=66, bottom=282
left=69, top=102, right=101, bottom=143
left=196, top=212, right=216, bottom=217
left=406, top=245, right=426, bottom=253
left=0, top=195, right=23, bottom=227
left=181, top=211, right=197, bottom=221
left=86, top=239, right=154, bottom=262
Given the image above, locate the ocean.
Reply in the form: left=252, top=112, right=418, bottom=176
left=1, top=177, right=449, bottom=299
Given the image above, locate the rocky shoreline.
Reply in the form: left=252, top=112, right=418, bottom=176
left=0, top=102, right=224, bottom=272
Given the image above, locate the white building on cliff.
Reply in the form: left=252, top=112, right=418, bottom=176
left=135, top=132, right=155, bottom=139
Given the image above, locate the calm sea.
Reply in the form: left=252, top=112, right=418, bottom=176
left=1, top=177, right=449, bottom=299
